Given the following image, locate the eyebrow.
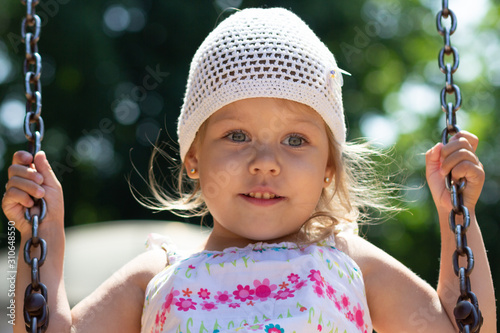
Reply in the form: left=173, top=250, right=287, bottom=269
left=211, top=113, right=324, bottom=130
left=289, top=118, right=324, bottom=130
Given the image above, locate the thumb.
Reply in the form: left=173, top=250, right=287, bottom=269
left=425, top=143, right=444, bottom=176
left=33, top=151, right=60, bottom=188
left=425, top=142, right=442, bottom=164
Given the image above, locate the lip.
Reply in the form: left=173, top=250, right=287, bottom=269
left=239, top=187, right=286, bottom=206
left=239, top=194, right=286, bottom=206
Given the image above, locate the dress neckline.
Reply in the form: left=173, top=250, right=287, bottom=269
left=197, top=236, right=335, bottom=255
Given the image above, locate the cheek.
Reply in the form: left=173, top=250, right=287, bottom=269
left=289, top=150, right=329, bottom=176
left=201, top=150, right=246, bottom=179
left=198, top=152, right=245, bottom=199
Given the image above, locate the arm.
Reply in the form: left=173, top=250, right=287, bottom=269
left=426, top=132, right=496, bottom=331
left=2, top=151, right=166, bottom=332
left=336, top=131, right=495, bottom=332
left=3, top=151, right=71, bottom=333
left=337, top=233, right=457, bottom=332
left=70, top=248, right=167, bottom=333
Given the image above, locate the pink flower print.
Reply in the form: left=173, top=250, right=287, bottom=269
left=353, top=303, right=365, bottom=330
left=154, top=311, right=163, bottom=326
left=274, top=288, right=295, bottom=300
left=325, top=283, right=336, bottom=300
left=201, top=301, right=218, bottom=312
left=253, top=278, right=277, bottom=301
left=334, top=300, right=342, bottom=311
left=341, top=294, right=350, bottom=309
left=188, top=264, right=195, bottom=269
left=294, top=279, right=308, bottom=290
left=318, top=324, right=323, bottom=331
left=214, top=291, right=232, bottom=304
left=162, top=288, right=179, bottom=313
left=312, top=283, right=325, bottom=298
left=233, top=284, right=254, bottom=302
left=265, top=323, right=285, bottom=333
left=175, top=298, right=197, bottom=311
left=299, top=306, right=307, bottom=312
left=198, top=288, right=210, bottom=300
left=228, top=303, right=240, bottom=309
left=152, top=308, right=167, bottom=332
left=308, top=269, right=324, bottom=286
left=287, top=273, right=300, bottom=284
left=346, top=311, right=354, bottom=322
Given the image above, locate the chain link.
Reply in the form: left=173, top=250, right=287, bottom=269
left=21, top=0, right=49, bottom=332
left=436, top=1, right=482, bottom=331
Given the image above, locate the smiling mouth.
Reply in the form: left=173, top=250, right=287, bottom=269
left=244, top=192, right=283, bottom=199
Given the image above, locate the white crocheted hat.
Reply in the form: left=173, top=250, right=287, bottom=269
left=178, top=7, right=347, bottom=160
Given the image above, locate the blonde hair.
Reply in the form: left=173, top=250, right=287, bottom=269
left=136, top=119, right=402, bottom=244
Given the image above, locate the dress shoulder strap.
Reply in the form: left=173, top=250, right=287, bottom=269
left=145, top=233, right=180, bottom=266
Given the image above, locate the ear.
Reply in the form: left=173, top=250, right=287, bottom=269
left=184, top=146, right=200, bottom=179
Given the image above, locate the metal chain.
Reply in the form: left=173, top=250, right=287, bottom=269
left=21, top=0, right=49, bottom=332
left=436, top=1, right=482, bottom=332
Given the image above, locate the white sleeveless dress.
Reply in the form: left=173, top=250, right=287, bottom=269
left=141, top=230, right=372, bottom=333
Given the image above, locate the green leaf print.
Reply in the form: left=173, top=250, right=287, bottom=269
left=308, top=307, right=315, bottom=324
left=199, top=321, right=209, bottom=332
left=186, top=317, right=193, bottom=333
left=242, top=256, right=250, bottom=267
left=213, top=320, right=222, bottom=331
left=345, top=263, right=355, bottom=280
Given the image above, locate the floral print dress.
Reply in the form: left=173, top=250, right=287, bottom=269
left=141, top=232, right=372, bottom=333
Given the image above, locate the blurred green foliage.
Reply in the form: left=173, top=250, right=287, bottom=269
left=0, top=0, right=498, bottom=323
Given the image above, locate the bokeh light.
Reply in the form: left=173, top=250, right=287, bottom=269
left=113, top=98, right=140, bottom=125
left=103, top=5, right=130, bottom=33
left=0, top=41, right=13, bottom=85
left=360, top=112, right=397, bottom=146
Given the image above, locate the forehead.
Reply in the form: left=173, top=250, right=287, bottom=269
left=208, top=98, right=325, bottom=128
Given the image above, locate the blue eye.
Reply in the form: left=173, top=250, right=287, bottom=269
left=284, top=134, right=306, bottom=147
left=226, top=131, right=248, bottom=142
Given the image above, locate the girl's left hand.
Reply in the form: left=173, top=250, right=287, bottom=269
left=425, top=131, right=485, bottom=213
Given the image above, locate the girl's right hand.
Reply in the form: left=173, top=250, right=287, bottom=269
left=2, top=150, right=64, bottom=236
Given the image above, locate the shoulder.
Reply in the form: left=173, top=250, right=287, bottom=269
left=334, top=232, right=383, bottom=274
left=333, top=232, right=419, bottom=291
left=125, top=248, right=168, bottom=291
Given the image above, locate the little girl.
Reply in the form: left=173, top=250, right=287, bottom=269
left=3, top=7, right=495, bottom=333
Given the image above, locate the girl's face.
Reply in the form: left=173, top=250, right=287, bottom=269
left=185, top=98, right=334, bottom=250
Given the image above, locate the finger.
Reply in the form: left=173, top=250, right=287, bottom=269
left=33, top=151, right=60, bottom=188
left=450, top=160, right=485, bottom=186
left=3, top=186, right=35, bottom=208
left=440, top=136, right=475, bottom=162
left=5, top=176, right=45, bottom=199
left=12, top=150, right=34, bottom=166
left=425, top=142, right=443, bottom=164
left=448, top=131, right=479, bottom=152
left=7, top=164, right=44, bottom=185
left=440, top=148, right=480, bottom=176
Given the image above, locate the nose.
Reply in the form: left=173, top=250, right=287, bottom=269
left=248, top=145, right=281, bottom=176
